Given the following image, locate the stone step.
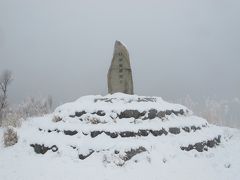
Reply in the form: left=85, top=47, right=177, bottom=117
left=30, top=135, right=221, bottom=161
left=180, top=135, right=221, bottom=152
left=67, top=109, right=187, bottom=120
left=37, top=124, right=205, bottom=138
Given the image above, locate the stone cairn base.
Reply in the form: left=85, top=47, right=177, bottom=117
left=28, top=94, right=223, bottom=165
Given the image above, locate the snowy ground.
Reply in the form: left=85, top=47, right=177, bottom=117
left=0, top=116, right=240, bottom=180
left=0, top=94, right=240, bottom=180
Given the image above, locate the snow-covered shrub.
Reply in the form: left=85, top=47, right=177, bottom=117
left=52, top=115, right=62, bottom=122
left=102, top=154, right=111, bottom=166
left=200, top=98, right=226, bottom=126
left=176, top=96, right=240, bottom=128
left=0, top=96, right=53, bottom=127
left=1, top=115, right=22, bottom=127
left=87, top=116, right=101, bottom=124
left=0, top=108, right=22, bottom=127
left=0, top=70, right=13, bottom=127
left=177, top=96, right=224, bottom=125
left=17, top=96, right=53, bottom=119
left=3, top=127, right=18, bottom=147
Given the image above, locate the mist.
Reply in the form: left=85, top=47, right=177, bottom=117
left=1, top=1, right=240, bottom=177
left=0, top=0, right=239, bottom=107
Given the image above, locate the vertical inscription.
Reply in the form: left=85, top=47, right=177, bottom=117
left=107, top=40, right=134, bottom=94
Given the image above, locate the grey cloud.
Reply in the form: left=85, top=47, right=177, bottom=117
left=0, top=0, right=239, bottom=105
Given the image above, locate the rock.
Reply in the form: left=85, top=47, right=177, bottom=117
left=169, top=127, right=181, bottom=134
left=75, top=111, right=86, bottom=117
left=96, top=110, right=106, bottom=116
left=64, top=130, right=78, bottom=136
left=137, top=97, right=156, bottom=102
left=157, top=111, right=165, bottom=118
left=82, top=132, right=89, bottom=136
left=138, top=130, right=149, bottom=136
left=160, top=128, right=168, bottom=135
left=179, top=109, right=184, bottom=115
left=150, top=130, right=163, bottom=136
left=186, top=144, right=193, bottom=151
left=51, top=145, right=58, bottom=152
left=207, top=140, right=215, bottom=148
left=107, top=40, right=134, bottom=94
left=182, top=127, right=190, bottom=132
left=194, top=142, right=205, bottom=152
left=119, top=131, right=136, bottom=137
left=180, top=144, right=193, bottom=151
left=196, top=127, right=201, bottom=130
left=166, top=110, right=172, bottom=115
left=215, top=135, right=221, bottom=144
left=148, top=109, right=158, bottom=119
left=105, top=131, right=118, bottom=138
left=94, top=98, right=114, bottom=103
left=224, top=163, right=231, bottom=168
left=180, top=136, right=221, bottom=152
left=30, top=144, right=58, bottom=154
left=79, top=149, right=94, bottom=160
left=119, top=110, right=143, bottom=119
left=31, top=144, right=49, bottom=154
left=70, top=145, right=77, bottom=149
left=122, top=146, right=147, bottom=161
left=91, top=131, right=103, bottom=138
left=191, top=126, right=197, bottom=131
left=54, top=129, right=60, bottom=133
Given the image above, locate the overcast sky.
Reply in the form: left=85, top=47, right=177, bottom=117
left=0, top=0, right=239, bottom=105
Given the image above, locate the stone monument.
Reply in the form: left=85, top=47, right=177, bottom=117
left=107, top=40, right=134, bottom=94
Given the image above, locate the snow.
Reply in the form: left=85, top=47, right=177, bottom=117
left=0, top=124, right=240, bottom=180
left=54, top=93, right=190, bottom=119
left=0, top=94, right=240, bottom=180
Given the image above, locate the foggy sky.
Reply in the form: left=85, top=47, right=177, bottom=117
left=0, top=0, right=240, bottom=106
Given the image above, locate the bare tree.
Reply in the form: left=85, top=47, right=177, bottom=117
left=47, top=95, right=53, bottom=111
left=0, top=70, right=13, bottom=126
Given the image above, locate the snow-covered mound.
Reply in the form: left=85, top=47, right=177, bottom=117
left=1, top=93, right=240, bottom=180
left=19, top=93, right=222, bottom=165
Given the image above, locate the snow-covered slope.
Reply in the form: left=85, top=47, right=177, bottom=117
left=0, top=93, right=240, bottom=180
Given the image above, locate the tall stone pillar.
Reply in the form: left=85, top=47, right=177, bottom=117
left=107, top=40, right=134, bottom=94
